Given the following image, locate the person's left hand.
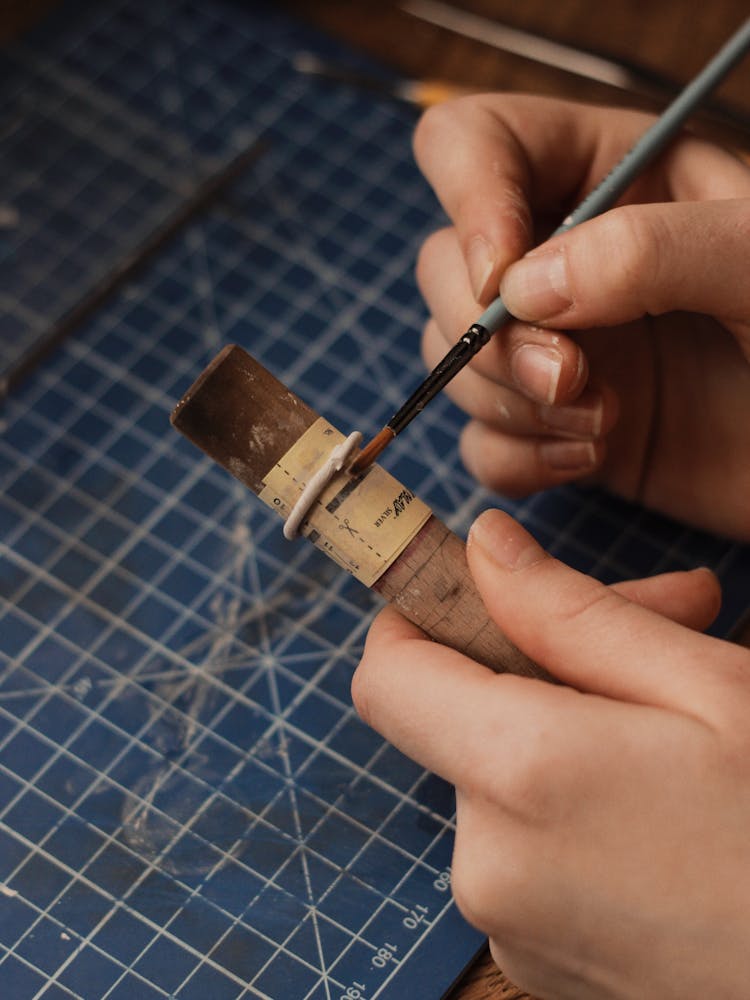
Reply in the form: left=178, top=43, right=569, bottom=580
left=352, top=509, right=750, bottom=1000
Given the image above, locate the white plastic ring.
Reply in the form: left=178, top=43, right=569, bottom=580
left=283, top=431, right=363, bottom=540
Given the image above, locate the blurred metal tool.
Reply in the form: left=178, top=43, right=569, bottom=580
left=403, top=0, right=750, bottom=137
left=294, top=51, right=471, bottom=108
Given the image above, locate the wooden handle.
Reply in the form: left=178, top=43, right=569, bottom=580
left=171, top=345, right=548, bottom=681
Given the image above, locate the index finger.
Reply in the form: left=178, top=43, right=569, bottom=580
left=413, top=94, right=749, bottom=305
left=413, top=94, right=627, bottom=303
left=413, top=95, right=533, bottom=303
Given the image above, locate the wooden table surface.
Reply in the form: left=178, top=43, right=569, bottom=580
left=279, top=3, right=750, bottom=998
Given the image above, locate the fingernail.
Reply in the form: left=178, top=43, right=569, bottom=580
left=469, top=510, right=545, bottom=571
left=510, top=344, right=563, bottom=404
left=538, top=395, right=603, bottom=437
left=501, top=248, right=571, bottom=321
left=466, top=235, right=496, bottom=302
left=540, top=440, right=597, bottom=471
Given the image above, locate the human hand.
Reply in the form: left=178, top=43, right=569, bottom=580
left=413, top=95, right=750, bottom=539
left=352, top=508, right=750, bottom=1000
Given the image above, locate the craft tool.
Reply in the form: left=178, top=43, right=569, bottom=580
left=351, top=16, right=750, bottom=474
left=171, top=345, right=550, bottom=680
left=294, top=51, right=471, bottom=109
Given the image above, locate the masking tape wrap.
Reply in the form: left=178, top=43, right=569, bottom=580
left=258, top=418, right=432, bottom=586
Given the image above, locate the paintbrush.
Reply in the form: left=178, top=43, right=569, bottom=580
left=294, top=52, right=470, bottom=109
left=350, top=16, right=750, bottom=474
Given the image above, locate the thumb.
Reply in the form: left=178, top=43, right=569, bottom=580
left=500, top=199, right=750, bottom=335
left=466, top=509, right=744, bottom=716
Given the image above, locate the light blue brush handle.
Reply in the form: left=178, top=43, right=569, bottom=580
left=478, top=17, right=750, bottom=333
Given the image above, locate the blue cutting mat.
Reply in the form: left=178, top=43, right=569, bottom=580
left=1, top=3, right=750, bottom=999
left=0, top=5, right=216, bottom=387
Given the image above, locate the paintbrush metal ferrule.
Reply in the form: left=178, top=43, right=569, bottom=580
left=348, top=427, right=395, bottom=475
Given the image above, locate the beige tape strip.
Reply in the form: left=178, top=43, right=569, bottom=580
left=259, top=418, right=431, bottom=586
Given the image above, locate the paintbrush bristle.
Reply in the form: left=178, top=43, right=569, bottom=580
left=348, top=427, right=395, bottom=475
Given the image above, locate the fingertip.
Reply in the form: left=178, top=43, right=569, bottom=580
left=466, top=508, right=515, bottom=555
left=466, top=235, right=499, bottom=304
left=468, top=508, right=545, bottom=573
left=538, top=438, right=602, bottom=473
left=350, top=660, right=372, bottom=726
left=692, top=567, right=723, bottom=627
left=500, top=247, right=572, bottom=324
left=509, top=342, right=563, bottom=404
left=552, top=336, right=588, bottom=405
left=537, top=382, right=619, bottom=440
left=509, top=334, right=587, bottom=406
left=464, top=212, right=532, bottom=306
left=460, top=420, right=605, bottom=498
left=355, top=608, right=427, bottom=725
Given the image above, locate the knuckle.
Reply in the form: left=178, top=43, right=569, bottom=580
left=452, top=827, right=537, bottom=935
left=458, top=677, right=563, bottom=825
left=450, top=837, right=495, bottom=931
left=450, top=869, right=485, bottom=931
left=496, top=735, right=556, bottom=824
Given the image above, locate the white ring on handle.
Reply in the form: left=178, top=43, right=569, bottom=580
left=283, top=431, right=363, bottom=540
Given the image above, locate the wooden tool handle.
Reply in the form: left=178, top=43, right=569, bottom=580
left=171, top=345, right=548, bottom=681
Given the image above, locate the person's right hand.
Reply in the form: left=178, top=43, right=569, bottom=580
left=414, top=95, right=750, bottom=539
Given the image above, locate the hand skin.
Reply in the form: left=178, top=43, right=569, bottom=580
left=412, top=95, right=750, bottom=539
left=352, top=509, right=750, bottom=1000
